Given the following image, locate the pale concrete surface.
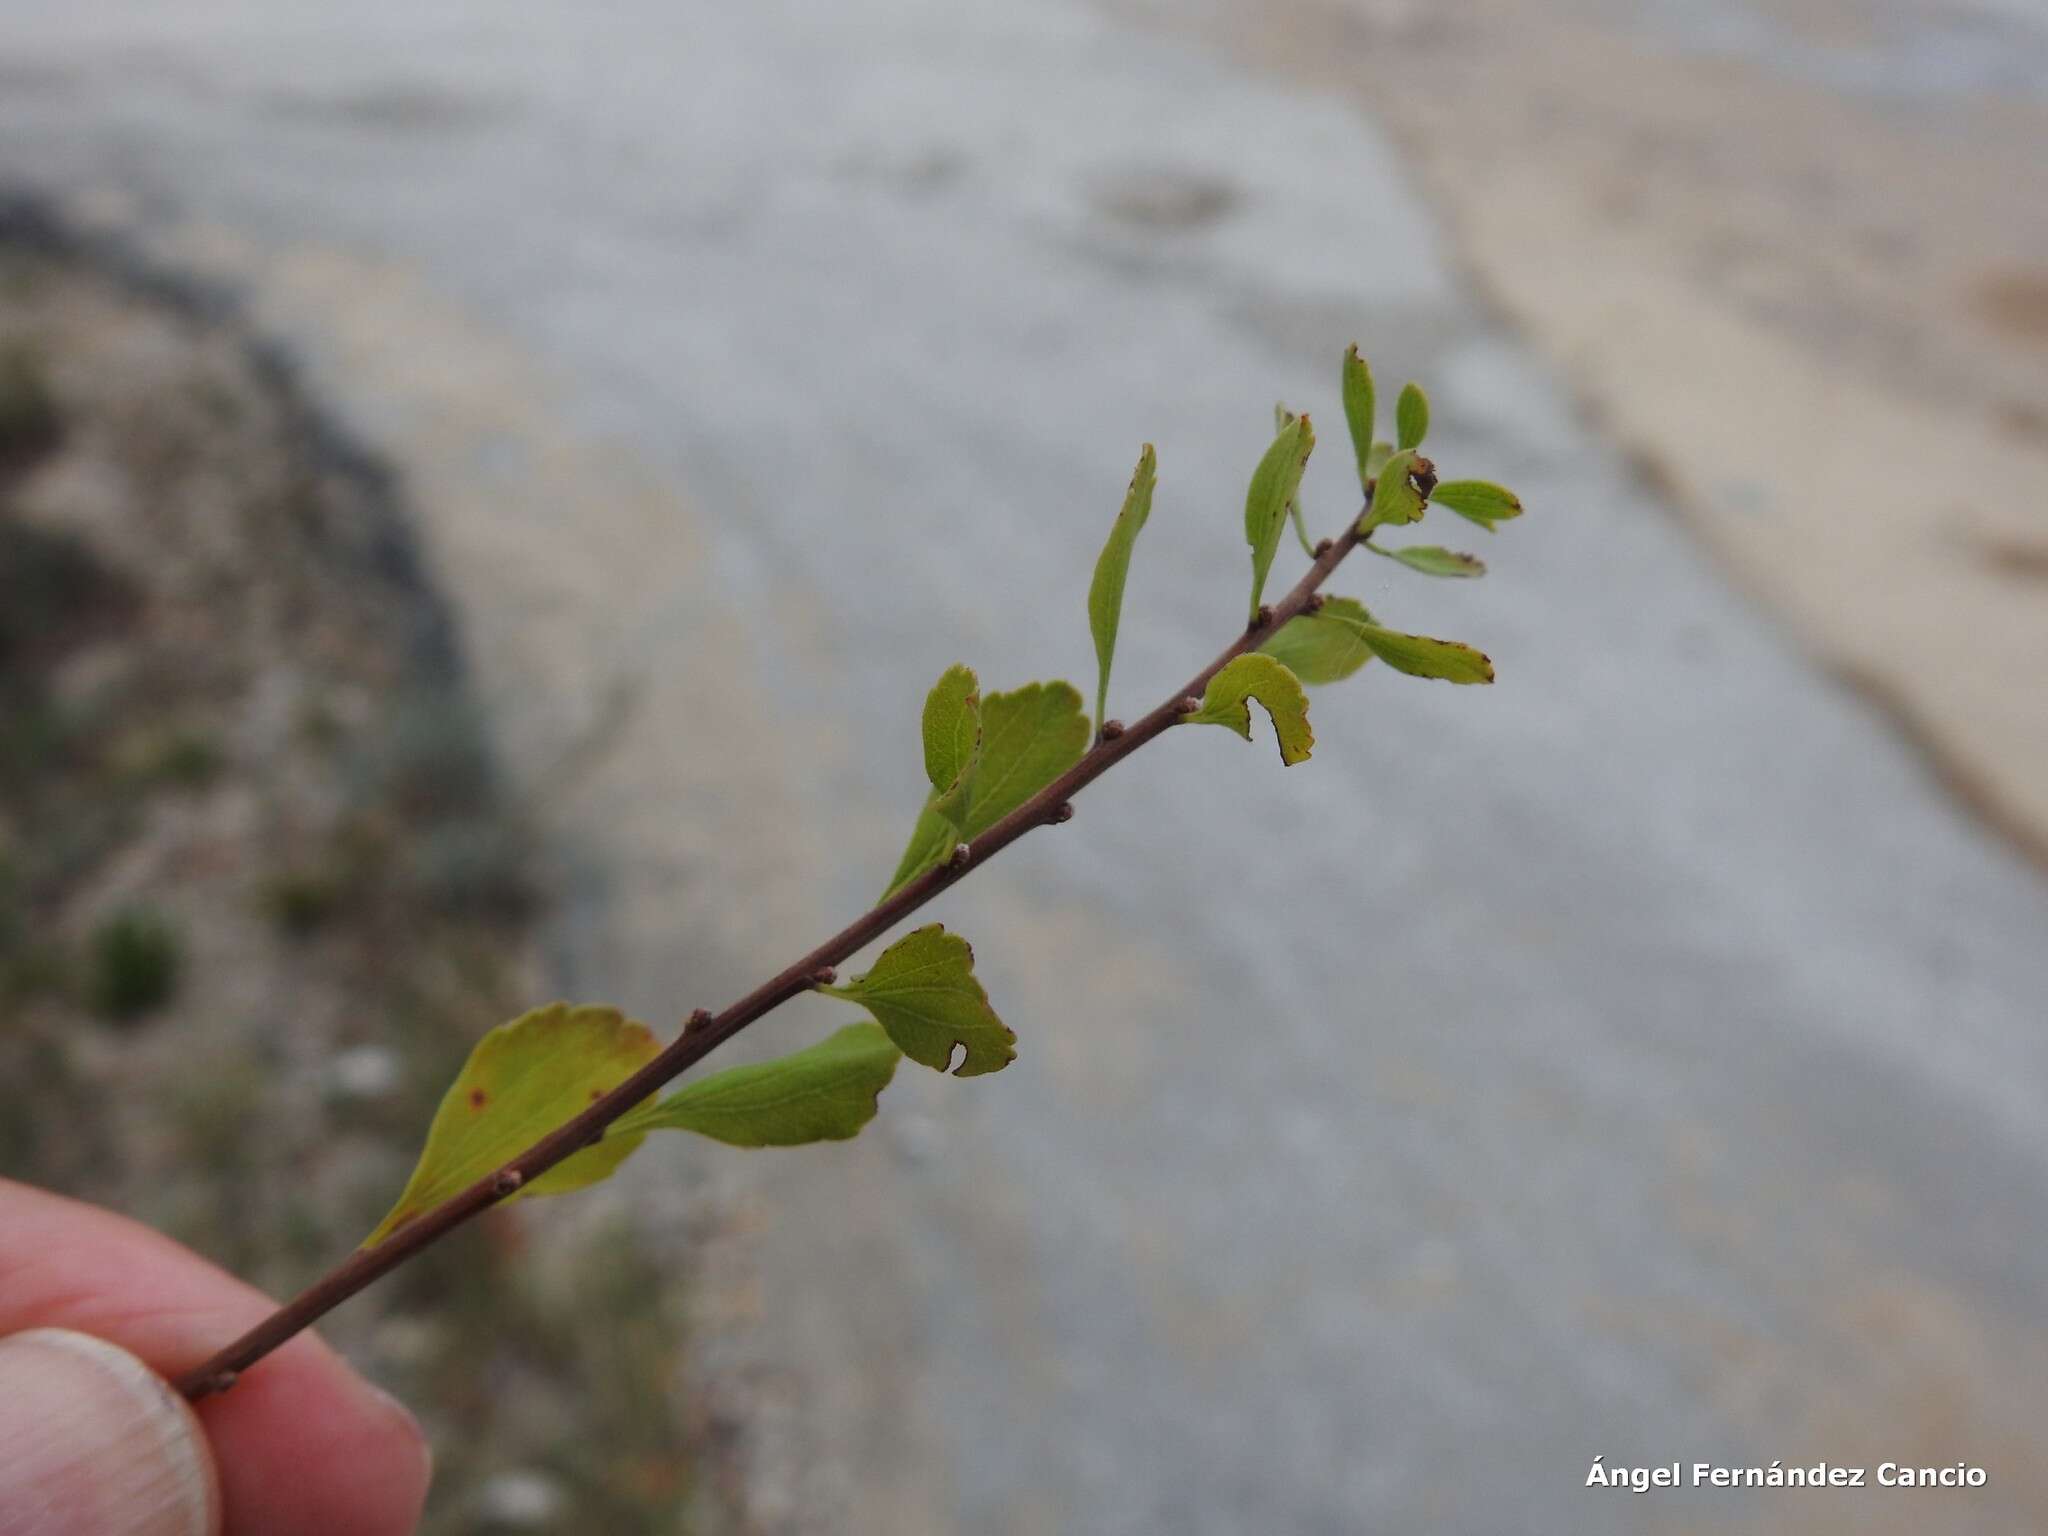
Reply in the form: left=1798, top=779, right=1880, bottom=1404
left=1155, top=0, right=2048, bottom=864
left=3, top=1, right=2046, bottom=1531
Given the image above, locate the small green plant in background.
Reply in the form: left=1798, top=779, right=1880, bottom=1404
left=0, top=343, right=61, bottom=475
left=260, top=870, right=346, bottom=939
left=136, top=727, right=225, bottom=792
left=169, top=344, right=1526, bottom=1405
left=87, top=904, right=182, bottom=1022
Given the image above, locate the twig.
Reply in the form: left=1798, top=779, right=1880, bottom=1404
left=174, top=512, right=1374, bottom=1401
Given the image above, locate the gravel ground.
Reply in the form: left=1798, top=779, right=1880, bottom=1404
left=0, top=222, right=724, bottom=1536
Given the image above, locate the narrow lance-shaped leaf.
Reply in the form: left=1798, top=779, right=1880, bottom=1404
left=1184, top=652, right=1314, bottom=765
left=822, top=924, right=1015, bottom=1076
left=1431, top=479, right=1523, bottom=531
left=1261, top=596, right=1489, bottom=683
left=1358, top=624, right=1494, bottom=684
left=1341, top=344, right=1376, bottom=496
left=365, top=1003, right=660, bottom=1246
left=1275, top=405, right=1316, bottom=558
left=1396, top=382, right=1429, bottom=450
left=1243, top=413, right=1314, bottom=620
left=1086, top=444, right=1156, bottom=734
left=922, top=664, right=980, bottom=821
left=1259, top=595, right=1377, bottom=684
left=1362, top=447, right=1428, bottom=530
left=610, top=1023, right=900, bottom=1148
left=1371, top=543, right=1486, bottom=578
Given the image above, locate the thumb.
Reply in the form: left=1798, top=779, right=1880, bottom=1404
left=0, top=1329, right=220, bottom=1536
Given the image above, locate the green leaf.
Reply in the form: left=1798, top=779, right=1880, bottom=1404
left=1358, top=624, right=1494, bottom=684
left=1396, top=382, right=1429, bottom=450
left=1371, top=543, right=1486, bottom=578
left=1184, top=652, right=1313, bottom=765
left=1261, top=596, right=1491, bottom=685
left=1431, top=479, right=1523, bottom=531
left=1258, top=595, right=1377, bottom=685
left=884, top=801, right=958, bottom=900
left=958, top=681, right=1090, bottom=838
left=922, top=664, right=981, bottom=801
left=1087, top=444, right=1156, bottom=733
left=1244, top=413, right=1314, bottom=620
left=611, top=1023, right=900, bottom=1147
left=1366, top=440, right=1393, bottom=477
left=1274, top=405, right=1316, bottom=558
left=822, top=924, right=1015, bottom=1076
left=882, top=680, right=1089, bottom=899
left=1363, top=448, right=1428, bottom=530
left=365, top=1003, right=660, bottom=1246
left=1341, top=344, right=1376, bottom=496
left=886, top=667, right=987, bottom=899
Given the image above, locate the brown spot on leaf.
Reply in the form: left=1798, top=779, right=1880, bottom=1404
left=468, top=1088, right=488, bottom=1110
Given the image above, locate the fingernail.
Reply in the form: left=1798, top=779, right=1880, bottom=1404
left=0, top=1328, right=220, bottom=1536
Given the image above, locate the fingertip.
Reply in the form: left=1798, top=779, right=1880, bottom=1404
left=0, top=1183, right=431, bottom=1535
left=0, top=1328, right=220, bottom=1536
left=198, top=1335, right=430, bottom=1536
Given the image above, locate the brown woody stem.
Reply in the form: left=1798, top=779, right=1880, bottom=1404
left=174, top=510, right=1373, bottom=1400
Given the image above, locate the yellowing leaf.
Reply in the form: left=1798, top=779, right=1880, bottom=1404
left=923, top=664, right=981, bottom=814
left=1262, top=597, right=1492, bottom=686
left=1087, top=444, right=1156, bottom=733
left=822, top=924, right=1015, bottom=1076
left=1431, top=479, right=1523, bottom=531
left=1372, top=543, right=1485, bottom=578
left=1259, top=595, right=1377, bottom=685
left=1363, top=448, right=1427, bottom=530
left=1185, top=652, right=1314, bottom=765
left=1358, top=624, right=1494, bottom=684
left=365, top=1003, right=660, bottom=1247
left=1396, top=381, right=1429, bottom=450
left=611, top=1023, right=900, bottom=1147
left=1244, top=413, right=1314, bottom=619
left=1341, top=345, right=1376, bottom=496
